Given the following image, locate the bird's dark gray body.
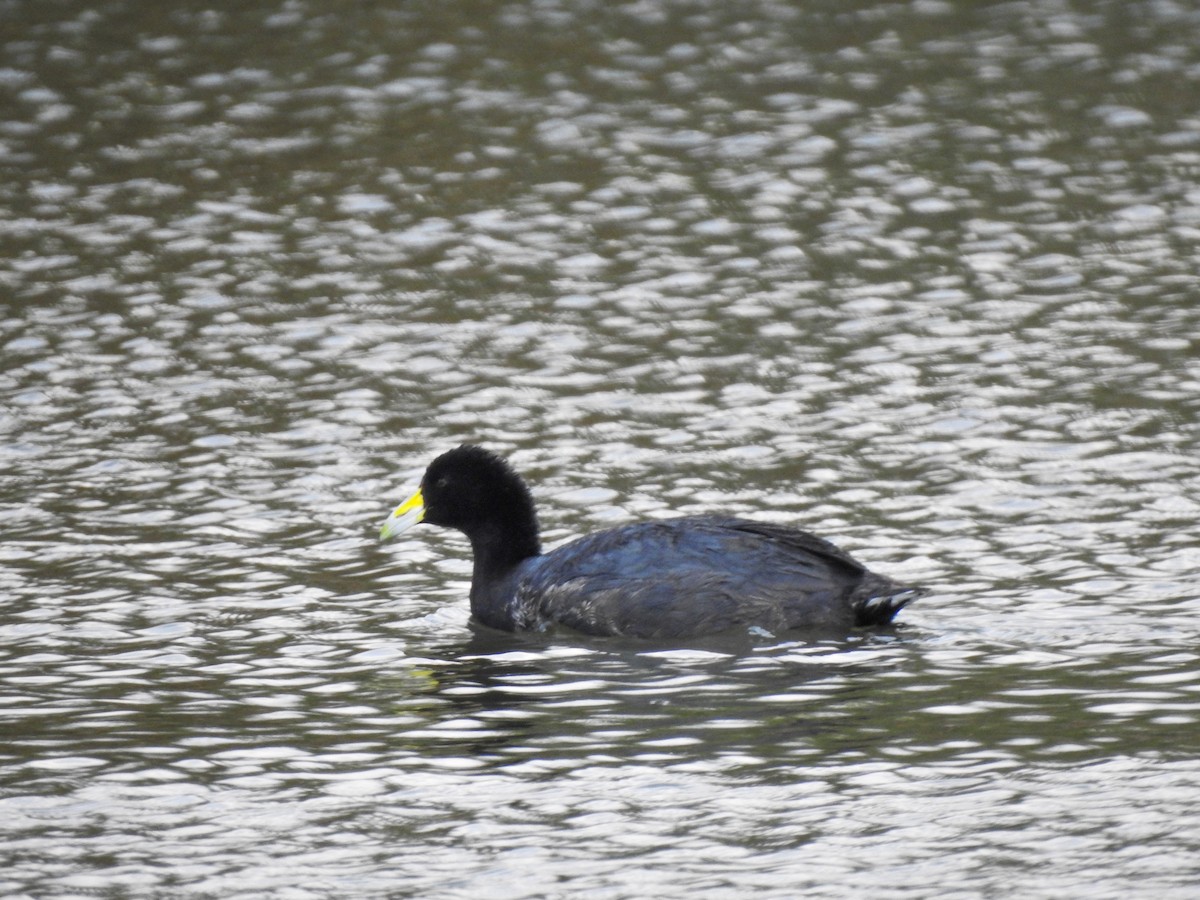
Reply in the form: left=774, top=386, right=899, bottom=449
left=471, top=515, right=922, bottom=639
left=381, top=445, right=926, bottom=639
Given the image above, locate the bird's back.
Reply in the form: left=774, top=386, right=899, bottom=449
left=498, top=515, right=920, bottom=639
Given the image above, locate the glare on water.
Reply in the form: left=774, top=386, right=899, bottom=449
left=2, top=1, right=1200, bottom=897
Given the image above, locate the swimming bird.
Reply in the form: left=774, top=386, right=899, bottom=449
left=380, top=445, right=925, bottom=639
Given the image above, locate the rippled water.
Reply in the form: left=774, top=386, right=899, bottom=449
left=3, top=0, right=1200, bottom=896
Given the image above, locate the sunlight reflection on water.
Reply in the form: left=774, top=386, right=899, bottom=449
left=3, top=0, right=1200, bottom=896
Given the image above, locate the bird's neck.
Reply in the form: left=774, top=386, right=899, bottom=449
left=466, top=520, right=541, bottom=631
left=466, top=517, right=541, bottom=577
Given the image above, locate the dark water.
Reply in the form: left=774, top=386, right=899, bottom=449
left=3, top=0, right=1200, bottom=896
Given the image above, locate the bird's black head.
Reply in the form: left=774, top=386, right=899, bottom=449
left=381, top=445, right=542, bottom=564
left=420, top=445, right=529, bottom=526
left=384, top=445, right=541, bottom=567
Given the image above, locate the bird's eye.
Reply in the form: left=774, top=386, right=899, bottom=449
left=434, top=476, right=450, bottom=490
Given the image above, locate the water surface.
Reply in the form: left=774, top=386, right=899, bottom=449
left=3, top=1, right=1200, bottom=897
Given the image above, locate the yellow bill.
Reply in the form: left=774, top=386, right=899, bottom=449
left=380, top=487, right=425, bottom=541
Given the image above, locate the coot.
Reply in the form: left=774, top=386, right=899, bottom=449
left=380, top=445, right=925, bottom=639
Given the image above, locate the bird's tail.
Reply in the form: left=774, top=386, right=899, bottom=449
left=853, top=579, right=927, bottom=626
